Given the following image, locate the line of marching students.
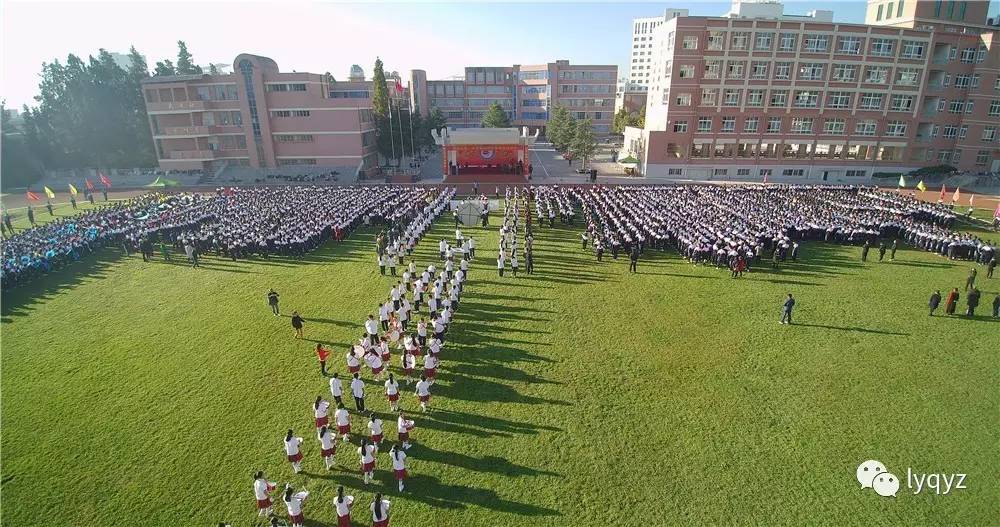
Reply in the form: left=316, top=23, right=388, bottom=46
left=249, top=193, right=468, bottom=527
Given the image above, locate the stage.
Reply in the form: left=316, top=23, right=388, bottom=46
left=433, top=127, right=537, bottom=185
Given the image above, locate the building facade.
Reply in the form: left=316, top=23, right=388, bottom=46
left=626, top=0, right=1000, bottom=181
left=410, top=61, right=618, bottom=134
left=142, top=54, right=378, bottom=172
left=628, top=9, right=689, bottom=90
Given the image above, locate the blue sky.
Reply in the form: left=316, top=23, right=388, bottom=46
left=2, top=1, right=998, bottom=108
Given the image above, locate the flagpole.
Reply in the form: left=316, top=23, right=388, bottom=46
left=396, top=97, right=406, bottom=166
left=408, top=103, right=416, bottom=163
left=388, top=98, right=397, bottom=168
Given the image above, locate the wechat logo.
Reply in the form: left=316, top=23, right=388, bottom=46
left=857, top=460, right=899, bottom=498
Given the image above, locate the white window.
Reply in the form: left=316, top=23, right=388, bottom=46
left=975, top=150, right=990, bottom=166
left=803, top=34, right=829, bottom=53
left=901, top=41, right=925, bottom=59
left=965, top=101, right=974, bottom=114
left=824, top=118, right=846, bottom=134
left=942, top=125, right=958, bottom=138
left=832, top=64, right=857, bottom=82
left=704, top=60, right=721, bottom=79
left=975, top=46, right=987, bottom=63
left=707, top=31, right=725, bottom=50
left=754, top=32, right=773, bottom=51
left=931, top=125, right=939, bottom=137
left=845, top=170, right=867, bottom=177
left=870, top=38, right=895, bottom=57
left=767, top=117, right=782, bottom=133
left=859, top=93, right=883, bottom=110
left=989, top=100, right=1000, bottom=116
left=838, top=36, right=862, bottom=55
left=895, top=68, right=920, bottom=86
left=682, top=36, right=699, bottom=49
left=673, top=121, right=688, bottom=132
left=955, top=74, right=972, bottom=88
left=960, top=48, right=976, bottom=63
left=798, top=63, right=825, bottom=81
left=855, top=120, right=877, bottom=136
left=675, top=93, right=691, bottom=106
left=750, top=62, right=768, bottom=79
left=827, top=92, right=851, bottom=109
left=937, top=98, right=947, bottom=112
left=982, top=126, right=997, bottom=142
left=746, top=89, right=764, bottom=107
left=713, top=168, right=729, bottom=176
left=701, top=88, right=718, bottom=106
left=774, top=63, right=791, bottom=80
left=794, top=90, right=819, bottom=108
left=737, top=168, right=751, bottom=176
left=864, top=66, right=889, bottom=84
left=726, top=61, right=745, bottom=79
left=721, top=117, right=736, bottom=132
left=948, top=100, right=964, bottom=113
left=890, top=95, right=914, bottom=112
left=769, top=90, right=788, bottom=107
left=971, top=74, right=980, bottom=88
left=679, top=65, right=695, bottom=78
left=886, top=121, right=907, bottom=137
left=723, top=89, right=741, bottom=106
left=744, top=117, right=759, bottom=133
left=697, top=117, right=712, bottom=132
left=791, top=118, right=814, bottom=133
left=731, top=32, right=749, bottom=50
left=958, top=125, right=968, bottom=139
left=667, top=168, right=683, bottom=175
left=779, top=33, right=796, bottom=51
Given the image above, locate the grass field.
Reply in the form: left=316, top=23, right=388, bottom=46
left=2, top=210, right=998, bottom=526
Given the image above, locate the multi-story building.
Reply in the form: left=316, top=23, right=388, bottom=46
left=142, top=54, right=379, bottom=172
left=410, top=61, right=617, bottom=134
left=625, top=0, right=1000, bottom=181
left=628, top=9, right=689, bottom=90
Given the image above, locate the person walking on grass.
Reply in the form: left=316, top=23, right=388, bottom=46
left=334, top=486, right=354, bottom=527
left=497, top=253, right=505, bottom=277
left=253, top=471, right=277, bottom=518
left=390, top=444, right=408, bottom=492
left=368, top=412, right=385, bottom=450
left=861, top=241, right=870, bottom=262
left=415, top=375, right=432, bottom=412
left=987, top=258, right=996, bottom=279
left=928, top=290, right=941, bottom=316
left=291, top=311, right=305, bottom=339
left=945, top=287, right=959, bottom=315
left=966, top=268, right=977, bottom=291
left=966, top=288, right=981, bottom=316
left=397, top=410, right=415, bottom=449
left=780, top=293, right=795, bottom=325
left=385, top=373, right=401, bottom=411
left=335, top=404, right=351, bottom=442
left=318, top=425, right=337, bottom=471
left=358, top=438, right=376, bottom=484
left=329, top=373, right=344, bottom=407
left=629, top=245, right=639, bottom=273
left=371, top=493, right=391, bottom=527
left=282, top=484, right=309, bottom=527
left=992, top=293, right=1000, bottom=318
left=315, top=343, right=331, bottom=376
left=313, top=396, right=331, bottom=429
left=351, top=372, right=366, bottom=413
left=890, top=240, right=898, bottom=261
left=283, top=430, right=304, bottom=473
left=511, top=254, right=519, bottom=277
left=267, top=289, right=280, bottom=316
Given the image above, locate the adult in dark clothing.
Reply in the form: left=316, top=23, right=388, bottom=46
left=525, top=249, right=534, bottom=275
left=861, top=241, right=870, bottom=262
left=46, top=201, right=54, bottom=216
left=3, top=210, right=13, bottom=233
left=780, top=293, right=795, bottom=324
left=965, top=268, right=977, bottom=291
left=890, top=240, right=898, bottom=261
left=992, top=294, right=1000, bottom=318
left=87, top=192, right=95, bottom=205
left=965, top=288, right=980, bottom=316
left=987, top=258, right=996, bottom=279
left=267, top=289, right=280, bottom=316
left=70, top=195, right=78, bottom=210
left=928, top=290, right=941, bottom=316
left=878, top=242, right=886, bottom=262
left=291, top=311, right=305, bottom=338
left=102, top=189, right=108, bottom=201
left=629, top=246, right=639, bottom=273
left=27, top=206, right=36, bottom=226
left=944, top=288, right=959, bottom=315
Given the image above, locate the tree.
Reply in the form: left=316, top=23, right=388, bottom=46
left=324, top=71, right=336, bottom=83
left=612, top=107, right=629, bottom=134
left=1, top=101, right=43, bottom=190
left=570, top=119, right=598, bottom=169
left=154, top=59, right=176, bottom=76
left=208, top=64, right=220, bottom=75
left=546, top=105, right=576, bottom=152
left=480, top=102, right=511, bottom=128
left=636, top=105, right=646, bottom=128
left=175, top=41, right=202, bottom=74
left=371, top=58, right=394, bottom=164
left=371, top=58, right=389, bottom=118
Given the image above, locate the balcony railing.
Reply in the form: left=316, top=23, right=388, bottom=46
left=147, top=100, right=206, bottom=112
left=161, top=125, right=209, bottom=136
left=167, top=150, right=214, bottom=160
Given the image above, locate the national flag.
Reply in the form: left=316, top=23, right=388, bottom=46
left=43, top=186, right=56, bottom=199
left=99, top=172, right=112, bottom=188
left=85, top=178, right=95, bottom=191
left=394, top=80, right=404, bottom=94
left=69, top=184, right=78, bottom=196
left=26, top=191, right=41, bottom=201
left=952, top=187, right=960, bottom=202
left=897, top=175, right=906, bottom=188
left=939, top=184, right=947, bottom=201
left=916, top=180, right=927, bottom=192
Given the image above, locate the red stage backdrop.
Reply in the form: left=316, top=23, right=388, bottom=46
left=455, top=145, right=519, bottom=165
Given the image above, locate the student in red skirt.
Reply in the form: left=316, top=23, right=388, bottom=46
left=384, top=373, right=400, bottom=411
left=422, top=353, right=438, bottom=385
left=282, top=484, right=310, bottom=527
left=317, top=425, right=337, bottom=471
left=365, top=348, right=385, bottom=381
left=252, top=471, right=276, bottom=517
left=390, top=444, right=408, bottom=492
left=313, top=396, right=330, bottom=429
left=370, top=493, right=391, bottom=527
left=378, top=336, right=391, bottom=365
left=284, top=430, right=304, bottom=473
left=415, top=375, right=432, bottom=412
left=315, top=343, right=331, bottom=376
left=334, top=404, right=351, bottom=442
left=397, top=410, right=415, bottom=450
left=401, top=351, right=416, bottom=385
left=358, top=438, right=377, bottom=485
left=368, top=412, right=384, bottom=451
left=334, top=485, right=354, bottom=527
left=346, top=346, right=361, bottom=375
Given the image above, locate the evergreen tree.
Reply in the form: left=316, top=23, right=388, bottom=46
left=371, top=58, right=394, bottom=164
left=175, top=41, right=202, bottom=74
left=636, top=105, right=646, bottom=128
left=371, top=58, right=389, bottom=118
left=480, top=102, right=511, bottom=128
left=570, top=119, right=598, bottom=169
left=1, top=101, right=43, bottom=189
left=546, top=106, right=575, bottom=152
left=612, top=107, right=629, bottom=134
left=208, top=64, right=220, bottom=75
left=154, top=59, right=176, bottom=76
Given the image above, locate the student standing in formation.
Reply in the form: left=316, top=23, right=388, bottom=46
left=366, top=348, right=385, bottom=381
left=385, top=373, right=401, bottom=411
left=629, top=246, right=639, bottom=273
left=253, top=471, right=277, bottom=517
left=284, top=430, right=304, bottom=473
left=511, top=254, right=519, bottom=277
left=928, top=290, right=942, bottom=316
left=378, top=253, right=386, bottom=275
left=335, top=404, right=351, bottom=441
left=291, top=311, right=305, bottom=339
left=329, top=373, right=344, bottom=407
left=468, top=237, right=476, bottom=258
left=397, top=410, right=415, bottom=449
left=861, top=241, right=870, bottom=262
left=401, top=351, right=416, bottom=384
left=780, top=293, right=795, bottom=324
left=497, top=252, right=505, bottom=277
left=351, top=373, right=366, bottom=412
left=416, top=318, right=428, bottom=346
left=358, top=438, right=377, bottom=484
left=390, top=444, right=408, bottom=492
left=346, top=345, right=362, bottom=375
left=283, top=485, right=309, bottom=527
left=878, top=242, right=887, bottom=262
left=890, top=240, right=898, bottom=261
left=423, top=353, right=438, bottom=385
left=313, top=396, right=331, bottom=429
left=368, top=413, right=384, bottom=450
left=365, top=315, right=379, bottom=345
left=315, top=343, right=331, bottom=376
left=267, top=289, right=280, bottom=316
left=334, top=486, right=354, bottom=527
left=318, top=425, right=337, bottom=470
left=371, top=493, right=392, bottom=527
left=415, top=375, right=432, bottom=412
left=379, top=302, right=391, bottom=332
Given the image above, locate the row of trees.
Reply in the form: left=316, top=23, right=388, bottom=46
left=546, top=106, right=599, bottom=169
left=612, top=106, right=644, bottom=134
left=2, top=41, right=205, bottom=190
left=371, top=57, right=447, bottom=167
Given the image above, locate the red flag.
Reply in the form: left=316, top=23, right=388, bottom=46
left=85, top=178, right=95, bottom=191
left=994, top=203, right=1000, bottom=220
left=394, top=80, right=404, bottom=94
left=99, top=172, right=111, bottom=188
left=939, top=184, right=947, bottom=201
left=26, top=191, right=41, bottom=201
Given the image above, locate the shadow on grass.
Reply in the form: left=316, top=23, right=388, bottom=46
left=792, top=323, right=910, bottom=336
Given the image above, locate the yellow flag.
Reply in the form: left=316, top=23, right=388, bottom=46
left=916, top=180, right=927, bottom=192
left=43, top=186, right=56, bottom=199
left=69, top=184, right=79, bottom=196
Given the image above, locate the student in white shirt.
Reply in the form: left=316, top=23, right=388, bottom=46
left=388, top=253, right=397, bottom=276
left=364, top=315, right=379, bottom=345
left=377, top=254, right=385, bottom=275
left=334, top=486, right=354, bottom=527
left=415, top=375, right=432, bottom=412
left=390, top=283, right=402, bottom=311
left=283, top=430, right=304, bottom=473
left=377, top=337, right=391, bottom=363
left=378, top=303, right=390, bottom=332
left=423, top=353, right=438, bottom=384
left=371, top=493, right=391, bottom=527
left=329, top=373, right=344, bottom=407
left=313, top=396, right=331, bottom=429
left=428, top=336, right=441, bottom=356
left=384, top=373, right=400, bottom=411
left=365, top=349, right=384, bottom=381
left=497, top=253, right=505, bottom=276
left=350, top=373, right=366, bottom=412
left=511, top=254, right=519, bottom=277
left=283, top=485, right=309, bottom=527
left=334, top=404, right=351, bottom=442
left=253, top=471, right=276, bottom=517
left=433, top=317, right=445, bottom=343
left=401, top=351, right=416, bottom=384
left=416, top=318, right=428, bottom=346
left=358, top=438, right=377, bottom=484
left=390, top=444, right=408, bottom=491
left=397, top=410, right=415, bottom=449
left=368, top=414, right=384, bottom=450
left=318, top=426, right=337, bottom=470
left=346, top=348, right=361, bottom=375
left=468, top=237, right=476, bottom=258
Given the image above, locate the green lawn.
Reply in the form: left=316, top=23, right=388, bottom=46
left=1, top=213, right=998, bottom=526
